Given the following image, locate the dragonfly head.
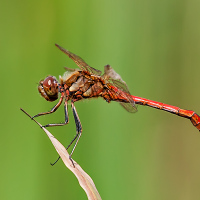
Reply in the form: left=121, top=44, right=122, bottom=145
left=38, top=76, right=58, bottom=101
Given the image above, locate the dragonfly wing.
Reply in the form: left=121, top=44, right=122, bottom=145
left=88, top=66, right=102, bottom=76
left=104, top=64, right=124, bottom=81
left=104, top=65, right=137, bottom=113
left=111, top=79, right=130, bottom=94
left=111, top=79, right=137, bottom=113
left=64, top=67, right=77, bottom=72
left=119, top=102, right=137, bottom=113
left=56, top=44, right=102, bottom=75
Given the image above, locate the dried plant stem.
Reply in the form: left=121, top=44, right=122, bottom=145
left=20, top=108, right=102, bottom=200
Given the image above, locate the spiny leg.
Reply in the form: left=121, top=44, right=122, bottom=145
left=43, top=100, right=69, bottom=127
left=51, top=100, right=82, bottom=167
left=69, top=101, right=82, bottom=163
left=32, top=95, right=64, bottom=118
left=50, top=128, right=80, bottom=166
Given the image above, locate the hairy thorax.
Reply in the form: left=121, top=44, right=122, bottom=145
left=60, top=70, right=106, bottom=102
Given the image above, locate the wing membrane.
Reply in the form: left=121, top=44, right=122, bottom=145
left=104, top=65, right=137, bottom=113
left=56, top=44, right=102, bottom=76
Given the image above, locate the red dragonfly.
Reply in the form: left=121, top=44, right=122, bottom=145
left=32, top=44, right=200, bottom=165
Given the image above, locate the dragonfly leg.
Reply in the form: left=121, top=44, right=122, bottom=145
left=43, top=100, right=69, bottom=127
left=32, top=96, right=64, bottom=118
left=69, top=101, right=82, bottom=166
left=50, top=127, right=80, bottom=166
left=50, top=100, right=82, bottom=167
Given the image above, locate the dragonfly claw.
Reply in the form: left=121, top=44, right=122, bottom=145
left=69, top=155, right=75, bottom=168
left=31, top=115, right=38, bottom=119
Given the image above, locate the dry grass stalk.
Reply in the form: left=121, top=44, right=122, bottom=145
left=20, top=108, right=102, bottom=200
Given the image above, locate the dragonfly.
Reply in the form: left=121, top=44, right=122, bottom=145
left=32, top=44, right=200, bottom=165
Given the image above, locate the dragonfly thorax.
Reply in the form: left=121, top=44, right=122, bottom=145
left=38, top=76, right=58, bottom=102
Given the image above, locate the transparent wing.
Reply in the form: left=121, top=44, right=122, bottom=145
left=111, top=79, right=131, bottom=94
left=109, top=79, right=137, bottom=113
left=56, top=44, right=102, bottom=76
left=104, top=65, right=137, bottom=113
left=64, top=67, right=77, bottom=72
left=119, top=102, right=137, bottom=113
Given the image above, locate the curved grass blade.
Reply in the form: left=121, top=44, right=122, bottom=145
left=20, top=108, right=102, bottom=200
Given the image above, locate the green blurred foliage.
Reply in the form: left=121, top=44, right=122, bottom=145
left=0, top=0, right=200, bottom=199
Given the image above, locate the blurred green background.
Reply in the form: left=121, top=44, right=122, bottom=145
left=1, top=0, right=200, bottom=199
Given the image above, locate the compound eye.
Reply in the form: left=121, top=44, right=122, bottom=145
left=38, top=76, right=58, bottom=101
